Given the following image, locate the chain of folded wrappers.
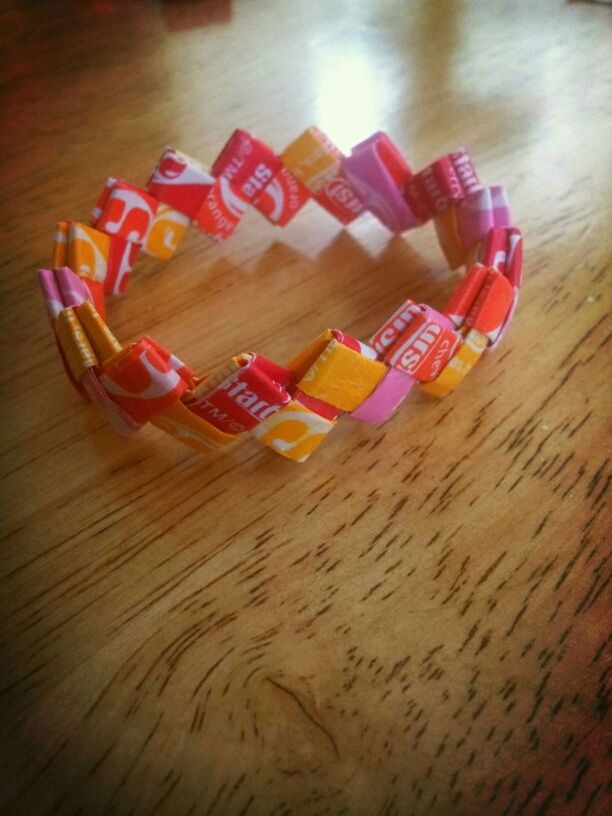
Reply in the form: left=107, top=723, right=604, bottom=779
left=38, top=126, right=523, bottom=463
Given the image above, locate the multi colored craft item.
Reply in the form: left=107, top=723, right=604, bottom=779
left=39, top=127, right=523, bottom=462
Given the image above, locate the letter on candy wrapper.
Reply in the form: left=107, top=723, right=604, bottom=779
left=91, top=178, right=158, bottom=244
left=256, top=166, right=310, bottom=226
left=280, top=127, right=364, bottom=225
left=421, top=328, right=488, bottom=398
left=404, top=149, right=481, bottom=224
left=371, top=301, right=459, bottom=383
left=193, top=176, right=249, bottom=241
left=342, top=132, right=420, bottom=232
left=152, top=401, right=240, bottom=454
left=384, top=311, right=460, bottom=383
left=184, top=353, right=292, bottom=434
left=211, top=129, right=282, bottom=204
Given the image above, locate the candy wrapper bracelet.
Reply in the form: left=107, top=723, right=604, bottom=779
left=39, top=127, right=523, bottom=463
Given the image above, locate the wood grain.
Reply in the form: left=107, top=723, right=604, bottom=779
left=1, top=1, right=610, bottom=815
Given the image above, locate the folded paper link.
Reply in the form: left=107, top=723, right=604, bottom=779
left=53, top=221, right=107, bottom=313
left=421, top=328, right=488, bottom=398
left=39, top=267, right=96, bottom=399
left=82, top=369, right=142, bottom=437
left=435, top=185, right=512, bottom=269
left=374, top=303, right=461, bottom=383
left=356, top=132, right=413, bottom=187
left=280, top=127, right=364, bottom=225
left=144, top=203, right=191, bottom=260
left=100, top=338, right=192, bottom=425
left=192, top=175, right=250, bottom=241
left=55, top=307, right=98, bottom=381
left=465, top=269, right=515, bottom=343
left=152, top=400, right=240, bottom=454
left=445, top=263, right=515, bottom=345
left=255, top=165, right=310, bottom=226
left=455, top=186, right=512, bottom=254
left=351, top=366, right=416, bottom=423
left=472, top=226, right=523, bottom=287
left=287, top=329, right=386, bottom=413
left=404, top=148, right=481, bottom=223
left=211, top=129, right=282, bottom=204
left=252, top=400, right=336, bottom=462
left=38, top=268, right=140, bottom=435
left=53, top=220, right=139, bottom=303
left=91, top=178, right=159, bottom=245
left=184, top=352, right=292, bottom=434
left=39, top=266, right=93, bottom=321
left=371, top=300, right=459, bottom=383
left=74, top=300, right=122, bottom=362
left=445, top=264, right=489, bottom=328
left=342, top=132, right=420, bottom=232
left=147, top=147, right=216, bottom=219
left=89, top=177, right=156, bottom=292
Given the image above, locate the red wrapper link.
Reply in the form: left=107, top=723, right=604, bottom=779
left=39, top=126, right=523, bottom=462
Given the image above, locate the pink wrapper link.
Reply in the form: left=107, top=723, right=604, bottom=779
left=38, top=127, right=523, bottom=463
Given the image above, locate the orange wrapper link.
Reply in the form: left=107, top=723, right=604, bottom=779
left=280, top=128, right=365, bottom=225
left=210, top=128, right=311, bottom=226
left=253, top=330, right=387, bottom=462
left=38, top=126, right=524, bottom=462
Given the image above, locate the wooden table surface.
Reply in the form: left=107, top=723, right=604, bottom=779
left=1, top=1, right=610, bottom=815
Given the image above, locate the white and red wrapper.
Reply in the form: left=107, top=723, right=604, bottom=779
left=185, top=353, right=292, bottom=434
left=104, top=237, right=140, bottom=295
left=314, top=173, right=365, bottom=225
left=372, top=301, right=460, bottom=382
left=280, top=127, right=365, bottom=225
left=192, top=175, right=250, bottom=241
left=256, top=165, right=311, bottom=226
left=91, top=178, right=159, bottom=245
left=147, top=148, right=216, bottom=219
left=211, top=129, right=282, bottom=204
left=101, top=337, right=194, bottom=425
left=404, top=148, right=481, bottom=223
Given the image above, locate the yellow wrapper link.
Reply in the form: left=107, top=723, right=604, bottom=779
left=421, top=328, right=487, bottom=398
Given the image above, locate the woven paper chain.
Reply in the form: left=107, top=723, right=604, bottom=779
left=38, top=127, right=523, bottom=463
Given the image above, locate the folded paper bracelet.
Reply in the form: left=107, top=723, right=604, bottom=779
left=38, top=127, right=523, bottom=463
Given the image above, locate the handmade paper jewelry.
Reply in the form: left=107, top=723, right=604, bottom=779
left=39, top=127, right=522, bottom=462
